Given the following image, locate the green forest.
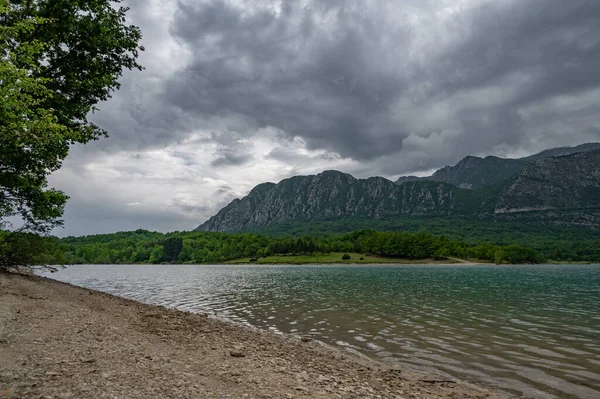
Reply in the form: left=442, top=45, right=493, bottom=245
left=246, top=217, right=600, bottom=262
left=2, top=228, right=555, bottom=267
left=3, top=220, right=600, bottom=270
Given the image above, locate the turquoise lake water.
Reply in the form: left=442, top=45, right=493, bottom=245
left=47, top=264, right=600, bottom=399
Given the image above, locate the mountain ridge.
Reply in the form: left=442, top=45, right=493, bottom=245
left=395, top=142, right=600, bottom=189
left=196, top=144, right=600, bottom=233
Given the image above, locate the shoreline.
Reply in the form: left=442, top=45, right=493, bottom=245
left=52, top=258, right=493, bottom=267
left=0, top=272, right=509, bottom=398
left=223, top=253, right=491, bottom=266
left=220, top=261, right=491, bottom=266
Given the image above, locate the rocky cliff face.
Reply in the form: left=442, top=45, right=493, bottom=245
left=197, top=171, right=459, bottom=232
left=429, top=156, right=525, bottom=189
left=395, top=142, right=600, bottom=189
left=495, top=150, right=600, bottom=214
left=197, top=148, right=600, bottom=232
left=394, top=175, right=424, bottom=185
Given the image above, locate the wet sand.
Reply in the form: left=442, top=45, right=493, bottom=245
left=0, top=272, right=509, bottom=399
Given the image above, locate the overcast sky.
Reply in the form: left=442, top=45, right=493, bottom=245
left=48, top=0, right=600, bottom=236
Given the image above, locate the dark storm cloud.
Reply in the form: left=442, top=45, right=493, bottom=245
left=159, top=0, right=600, bottom=166
left=435, top=1, right=600, bottom=97
left=428, top=1, right=600, bottom=144
left=167, top=0, right=413, bottom=159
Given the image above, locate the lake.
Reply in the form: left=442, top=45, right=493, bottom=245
left=45, top=264, right=600, bottom=399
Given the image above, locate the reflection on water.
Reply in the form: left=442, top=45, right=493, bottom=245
left=47, top=264, right=600, bottom=399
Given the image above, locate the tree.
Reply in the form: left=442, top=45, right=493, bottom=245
left=433, top=248, right=449, bottom=260
left=1, top=0, right=143, bottom=234
left=0, top=0, right=142, bottom=270
left=494, top=250, right=505, bottom=265
left=0, top=231, right=60, bottom=271
left=149, top=245, right=163, bottom=264
left=163, top=237, right=183, bottom=262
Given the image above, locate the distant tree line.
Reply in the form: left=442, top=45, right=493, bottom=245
left=6, top=224, right=600, bottom=271
left=44, top=229, right=546, bottom=265
left=247, top=217, right=600, bottom=263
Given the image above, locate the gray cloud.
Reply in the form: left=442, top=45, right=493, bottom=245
left=158, top=0, right=600, bottom=167
left=211, top=151, right=253, bottom=167
left=84, top=0, right=600, bottom=164
left=208, top=132, right=255, bottom=166
left=166, top=0, right=412, bottom=159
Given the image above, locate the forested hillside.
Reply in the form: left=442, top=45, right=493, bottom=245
left=245, top=217, right=600, bottom=260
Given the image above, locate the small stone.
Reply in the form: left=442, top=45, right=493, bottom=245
left=45, top=371, right=61, bottom=376
left=229, top=350, right=245, bottom=358
left=389, top=365, right=402, bottom=373
left=297, top=371, right=309, bottom=381
left=301, top=337, right=312, bottom=343
left=80, top=358, right=96, bottom=364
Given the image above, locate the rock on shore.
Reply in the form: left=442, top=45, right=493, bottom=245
left=0, top=273, right=509, bottom=399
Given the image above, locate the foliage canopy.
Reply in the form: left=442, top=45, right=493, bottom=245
left=0, top=0, right=143, bottom=234
left=0, top=0, right=142, bottom=271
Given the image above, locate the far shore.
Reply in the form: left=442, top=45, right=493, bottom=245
left=0, top=272, right=509, bottom=399
left=224, top=252, right=492, bottom=265
left=58, top=260, right=593, bottom=267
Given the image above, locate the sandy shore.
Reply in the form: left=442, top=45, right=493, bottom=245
left=0, top=273, right=509, bottom=399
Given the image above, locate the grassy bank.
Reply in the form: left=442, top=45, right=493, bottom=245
left=224, top=252, right=467, bottom=265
